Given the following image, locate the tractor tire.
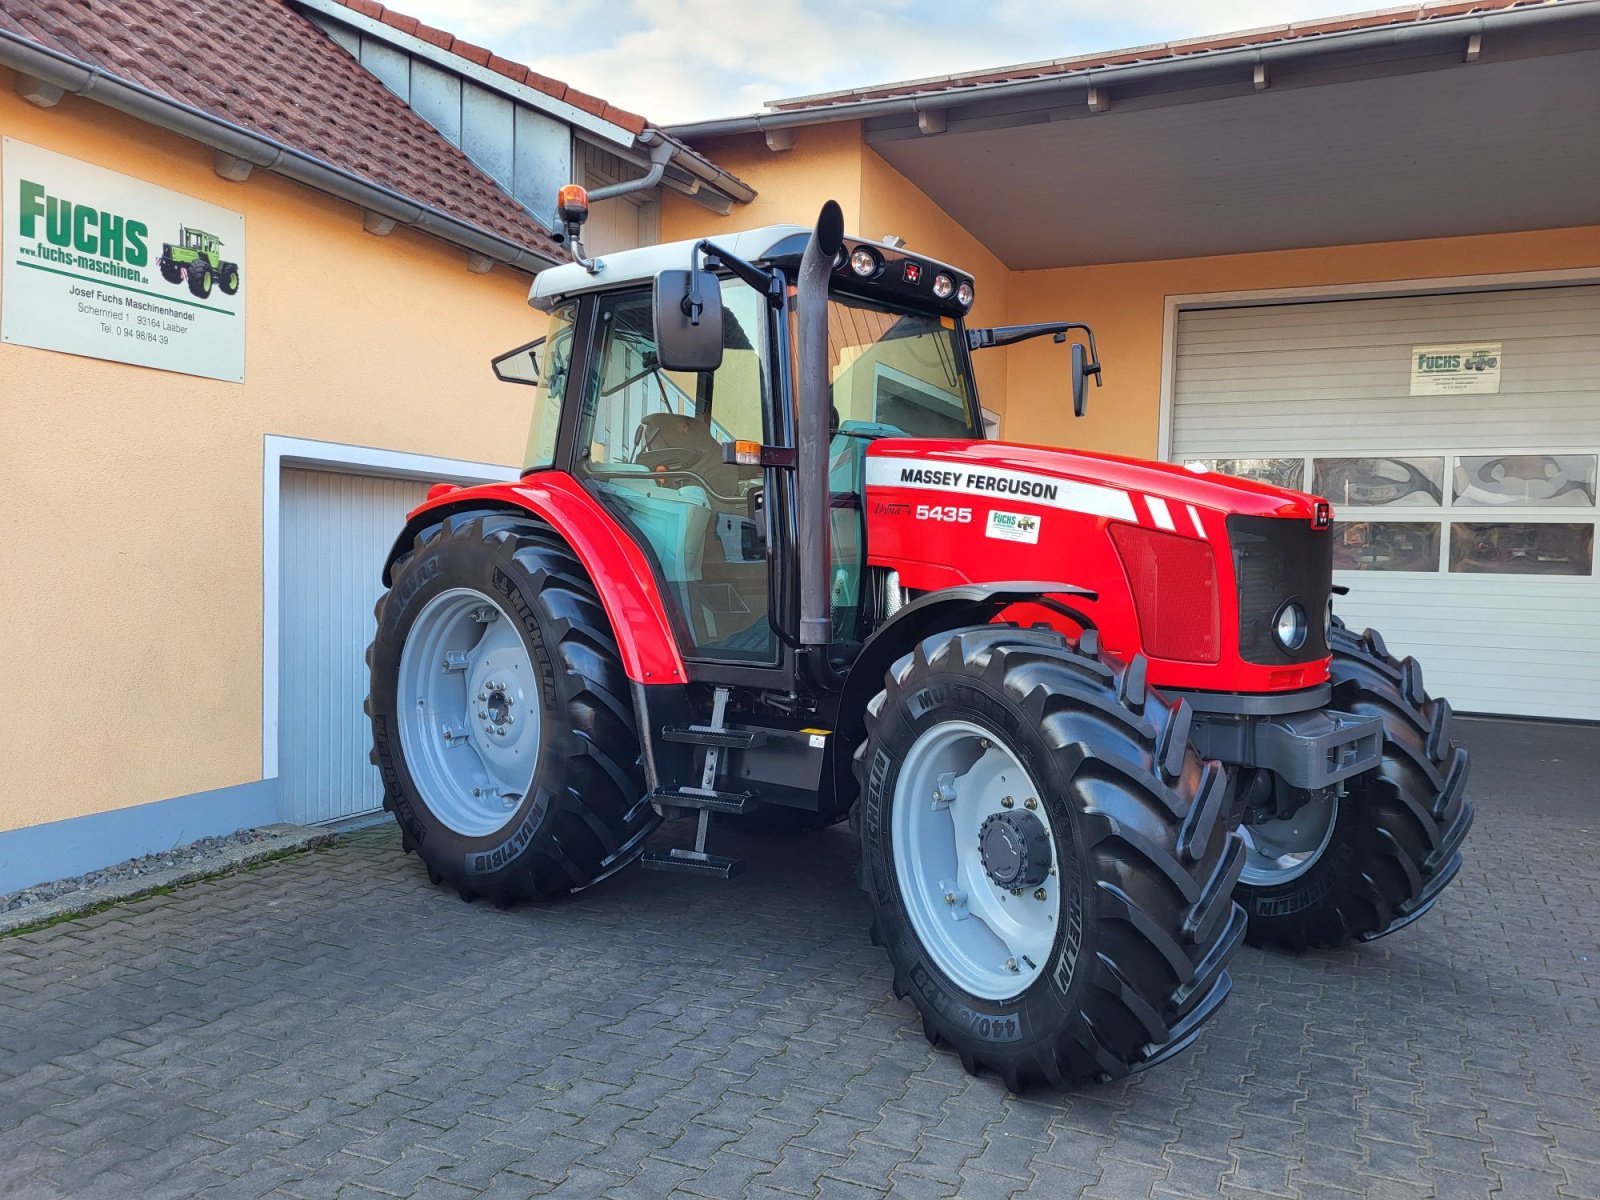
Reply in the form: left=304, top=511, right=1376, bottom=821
left=158, top=258, right=182, bottom=285
left=854, top=625, right=1247, bottom=1090
left=1232, top=620, right=1473, bottom=949
left=366, top=511, right=658, bottom=903
left=218, top=264, right=240, bottom=295
left=187, top=266, right=213, bottom=299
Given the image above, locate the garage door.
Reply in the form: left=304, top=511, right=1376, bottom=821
left=278, top=467, right=431, bottom=825
left=1171, top=284, right=1600, bottom=719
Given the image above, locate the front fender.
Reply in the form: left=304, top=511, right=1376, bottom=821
left=825, top=580, right=1097, bottom=820
left=382, top=472, right=687, bottom=686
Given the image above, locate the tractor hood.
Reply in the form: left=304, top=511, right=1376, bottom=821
left=865, top=439, right=1326, bottom=522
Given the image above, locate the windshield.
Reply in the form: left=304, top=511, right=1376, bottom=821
left=820, top=293, right=981, bottom=440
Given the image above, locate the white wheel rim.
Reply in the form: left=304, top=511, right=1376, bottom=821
left=890, top=720, right=1060, bottom=1001
left=396, top=588, right=541, bottom=838
left=1238, top=792, right=1338, bottom=885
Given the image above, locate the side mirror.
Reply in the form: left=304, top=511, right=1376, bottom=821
left=1070, top=342, right=1089, bottom=417
left=653, top=269, right=724, bottom=372
left=491, top=337, right=544, bottom=385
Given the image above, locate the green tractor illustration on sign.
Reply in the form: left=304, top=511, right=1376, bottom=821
left=156, top=226, right=240, bottom=300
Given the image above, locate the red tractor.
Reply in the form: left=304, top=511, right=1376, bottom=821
left=368, top=194, right=1472, bottom=1090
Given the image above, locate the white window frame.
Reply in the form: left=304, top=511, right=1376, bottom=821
left=261, top=434, right=515, bottom=780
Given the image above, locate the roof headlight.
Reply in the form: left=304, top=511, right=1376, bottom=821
left=932, top=273, right=955, bottom=300
left=1273, top=602, right=1308, bottom=652
left=849, top=247, right=882, bottom=278
left=955, top=280, right=975, bottom=308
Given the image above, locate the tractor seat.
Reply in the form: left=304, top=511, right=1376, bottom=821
left=636, top=413, right=746, bottom=497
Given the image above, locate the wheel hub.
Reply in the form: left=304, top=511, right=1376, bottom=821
left=396, top=588, right=541, bottom=837
left=979, top=810, right=1052, bottom=890
left=890, top=720, right=1062, bottom=1001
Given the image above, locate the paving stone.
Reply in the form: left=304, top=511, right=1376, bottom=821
left=0, top=721, right=1592, bottom=1200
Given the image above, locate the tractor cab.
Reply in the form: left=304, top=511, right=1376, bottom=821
left=492, top=190, right=1099, bottom=684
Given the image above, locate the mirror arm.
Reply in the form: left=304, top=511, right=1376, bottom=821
left=968, top=321, right=1104, bottom=386
left=690, top=239, right=783, bottom=308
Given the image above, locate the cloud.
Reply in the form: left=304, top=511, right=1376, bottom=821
left=393, top=0, right=1372, bottom=122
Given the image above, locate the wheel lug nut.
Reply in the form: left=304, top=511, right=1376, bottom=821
left=1001, top=796, right=1014, bottom=809
left=1004, top=957, right=1017, bottom=972
left=1034, top=888, right=1047, bottom=901
left=1024, top=797, right=1037, bottom=810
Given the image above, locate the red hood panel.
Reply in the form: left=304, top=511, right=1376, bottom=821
left=867, top=438, right=1323, bottom=519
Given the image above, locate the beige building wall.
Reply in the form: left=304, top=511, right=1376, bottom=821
left=0, top=69, right=545, bottom=832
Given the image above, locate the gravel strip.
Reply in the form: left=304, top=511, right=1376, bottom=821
left=0, top=824, right=338, bottom=936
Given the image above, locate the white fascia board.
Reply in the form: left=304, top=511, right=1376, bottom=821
left=294, top=0, right=638, bottom=150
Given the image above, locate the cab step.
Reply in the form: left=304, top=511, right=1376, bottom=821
left=640, top=848, right=746, bottom=879
left=651, top=787, right=755, bottom=815
left=661, top=724, right=768, bottom=750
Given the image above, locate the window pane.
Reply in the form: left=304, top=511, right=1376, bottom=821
left=1453, top=454, right=1598, bottom=507
left=1331, top=521, right=1440, bottom=571
left=1187, top=458, right=1305, bottom=490
left=1312, top=457, right=1444, bottom=507
left=1449, top=523, right=1595, bottom=575
left=521, top=302, right=575, bottom=471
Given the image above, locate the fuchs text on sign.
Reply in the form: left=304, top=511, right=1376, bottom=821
left=1409, top=342, right=1501, bottom=396
left=3, top=139, right=245, bottom=382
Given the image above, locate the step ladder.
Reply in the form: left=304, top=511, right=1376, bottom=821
left=640, top=687, right=749, bottom=879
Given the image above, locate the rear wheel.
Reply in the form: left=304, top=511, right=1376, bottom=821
left=218, top=263, right=240, bottom=295
left=367, top=512, right=658, bottom=902
left=855, top=625, right=1247, bottom=1090
left=1233, top=621, right=1473, bottom=949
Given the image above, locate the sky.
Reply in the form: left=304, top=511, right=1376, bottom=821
left=396, top=0, right=1378, bottom=124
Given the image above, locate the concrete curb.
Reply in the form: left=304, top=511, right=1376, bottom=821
left=0, top=824, right=338, bottom=937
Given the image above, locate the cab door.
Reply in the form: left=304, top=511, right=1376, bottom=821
left=570, top=280, right=777, bottom=663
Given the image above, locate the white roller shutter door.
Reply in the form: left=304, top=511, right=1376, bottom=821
left=278, top=468, right=431, bottom=825
left=1171, top=284, right=1600, bottom=719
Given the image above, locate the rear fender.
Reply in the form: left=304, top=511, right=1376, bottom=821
left=826, top=581, right=1097, bottom=820
left=381, top=474, right=687, bottom=685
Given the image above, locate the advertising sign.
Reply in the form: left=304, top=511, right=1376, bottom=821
left=1409, top=342, right=1501, bottom=396
left=3, top=138, right=244, bottom=382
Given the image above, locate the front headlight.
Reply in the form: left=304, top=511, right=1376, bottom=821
left=1274, top=602, right=1308, bottom=651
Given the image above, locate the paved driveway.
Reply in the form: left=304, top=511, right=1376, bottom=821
left=1, top=719, right=1597, bottom=1200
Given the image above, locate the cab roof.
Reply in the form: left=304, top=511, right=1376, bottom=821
left=528, top=225, right=808, bottom=313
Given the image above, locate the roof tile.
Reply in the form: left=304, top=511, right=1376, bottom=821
left=0, top=0, right=563, bottom=262
left=452, top=38, right=491, bottom=67
left=381, top=10, right=419, bottom=35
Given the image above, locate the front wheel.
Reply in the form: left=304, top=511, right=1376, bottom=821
left=855, top=626, right=1247, bottom=1090
left=187, top=266, right=213, bottom=299
left=1233, top=622, right=1473, bottom=949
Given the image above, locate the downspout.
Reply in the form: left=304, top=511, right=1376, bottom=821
left=795, top=201, right=845, bottom=648
left=0, top=29, right=559, bottom=273
left=585, top=137, right=675, bottom=203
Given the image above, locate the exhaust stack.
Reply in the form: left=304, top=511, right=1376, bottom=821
left=796, top=201, right=844, bottom=646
